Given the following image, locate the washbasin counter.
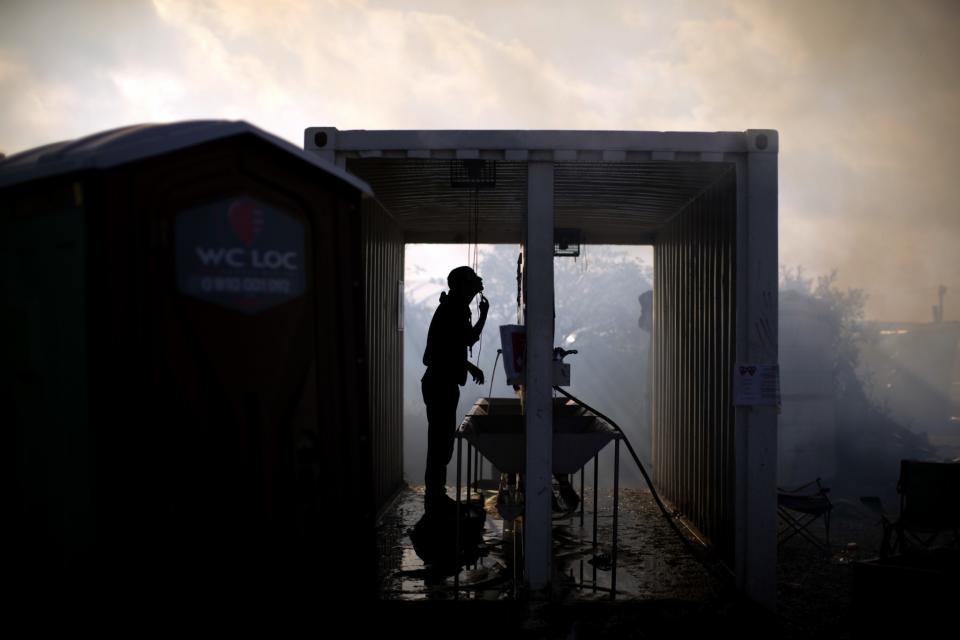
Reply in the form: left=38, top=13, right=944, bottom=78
left=457, top=397, right=619, bottom=474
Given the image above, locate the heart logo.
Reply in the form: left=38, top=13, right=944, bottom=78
left=227, top=199, right=265, bottom=247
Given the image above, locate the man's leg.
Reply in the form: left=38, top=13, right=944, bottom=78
left=423, top=378, right=459, bottom=510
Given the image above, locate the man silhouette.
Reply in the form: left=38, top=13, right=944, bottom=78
left=421, top=266, right=488, bottom=513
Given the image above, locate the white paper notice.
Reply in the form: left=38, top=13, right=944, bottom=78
left=499, top=324, right=526, bottom=385
left=733, top=363, right=781, bottom=406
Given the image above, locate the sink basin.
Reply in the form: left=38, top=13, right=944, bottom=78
left=458, top=397, right=617, bottom=474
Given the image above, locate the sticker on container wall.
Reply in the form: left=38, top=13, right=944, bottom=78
left=733, top=363, right=781, bottom=407
left=175, top=196, right=306, bottom=313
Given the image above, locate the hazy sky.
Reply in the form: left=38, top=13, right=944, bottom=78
left=1, top=0, right=958, bottom=321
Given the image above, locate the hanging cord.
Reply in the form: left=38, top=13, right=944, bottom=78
left=466, top=185, right=483, bottom=361
left=515, top=252, right=523, bottom=324
left=466, top=206, right=473, bottom=266
left=472, top=186, right=480, bottom=272
left=552, top=385, right=735, bottom=589
left=473, top=185, right=481, bottom=364
left=474, top=305, right=483, bottom=365
left=466, top=184, right=480, bottom=272
left=465, top=190, right=470, bottom=264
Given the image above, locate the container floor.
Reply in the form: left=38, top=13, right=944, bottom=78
left=375, top=484, right=900, bottom=639
left=377, top=484, right=722, bottom=603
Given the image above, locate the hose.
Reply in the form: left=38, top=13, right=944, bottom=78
left=488, top=349, right=501, bottom=399
left=552, top=385, right=733, bottom=587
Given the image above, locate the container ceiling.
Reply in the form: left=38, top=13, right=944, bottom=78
left=347, top=158, right=734, bottom=244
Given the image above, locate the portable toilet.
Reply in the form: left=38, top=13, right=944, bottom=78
left=1, top=121, right=404, bottom=596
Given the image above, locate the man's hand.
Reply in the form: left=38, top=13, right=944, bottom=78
left=468, top=363, right=485, bottom=385
left=478, top=294, right=489, bottom=316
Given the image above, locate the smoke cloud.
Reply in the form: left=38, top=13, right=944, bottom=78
left=1, top=0, right=957, bottom=320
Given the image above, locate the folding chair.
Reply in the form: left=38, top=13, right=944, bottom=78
left=778, top=477, right=833, bottom=553
left=880, top=460, right=960, bottom=557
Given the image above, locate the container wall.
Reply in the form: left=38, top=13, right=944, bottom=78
left=361, top=197, right=405, bottom=514
left=653, top=167, right=737, bottom=565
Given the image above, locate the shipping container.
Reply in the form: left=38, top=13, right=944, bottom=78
left=305, top=127, right=779, bottom=604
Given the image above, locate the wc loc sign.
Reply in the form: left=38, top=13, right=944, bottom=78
left=175, top=196, right=306, bottom=314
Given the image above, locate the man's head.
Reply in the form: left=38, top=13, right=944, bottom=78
left=447, top=266, right=483, bottom=297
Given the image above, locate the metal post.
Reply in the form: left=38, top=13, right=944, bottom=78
left=466, top=442, right=472, bottom=506
left=612, top=437, right=620, bottom=600
left=524, top=160, right=555, bottom=593
left=475, top=447, right=480, bottom=499
left=579, top=464, right=585, bottom=588
left=592, top=452, right=599, bottom=592
left=733, top=131, right=779, bottom=607
left=579, top=464, right=585, bottom=528
left=455, top=434, right=462, bottom=597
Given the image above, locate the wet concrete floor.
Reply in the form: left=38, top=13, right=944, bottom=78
left=375, top=484, right=908, bottom=638
left=377, top=484, right=724, bottom=603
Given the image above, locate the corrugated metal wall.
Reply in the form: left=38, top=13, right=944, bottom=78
left=362, top=197, right=405, bottom=513
left=653, top=167, right=737, bottom=565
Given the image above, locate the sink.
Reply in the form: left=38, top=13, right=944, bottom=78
left=458, top=397, right=617, bottom=474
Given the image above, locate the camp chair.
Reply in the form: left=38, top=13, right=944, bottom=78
left=778, top=477, right=833, bottom=553
left=880, top=460, right=960, bottom=558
